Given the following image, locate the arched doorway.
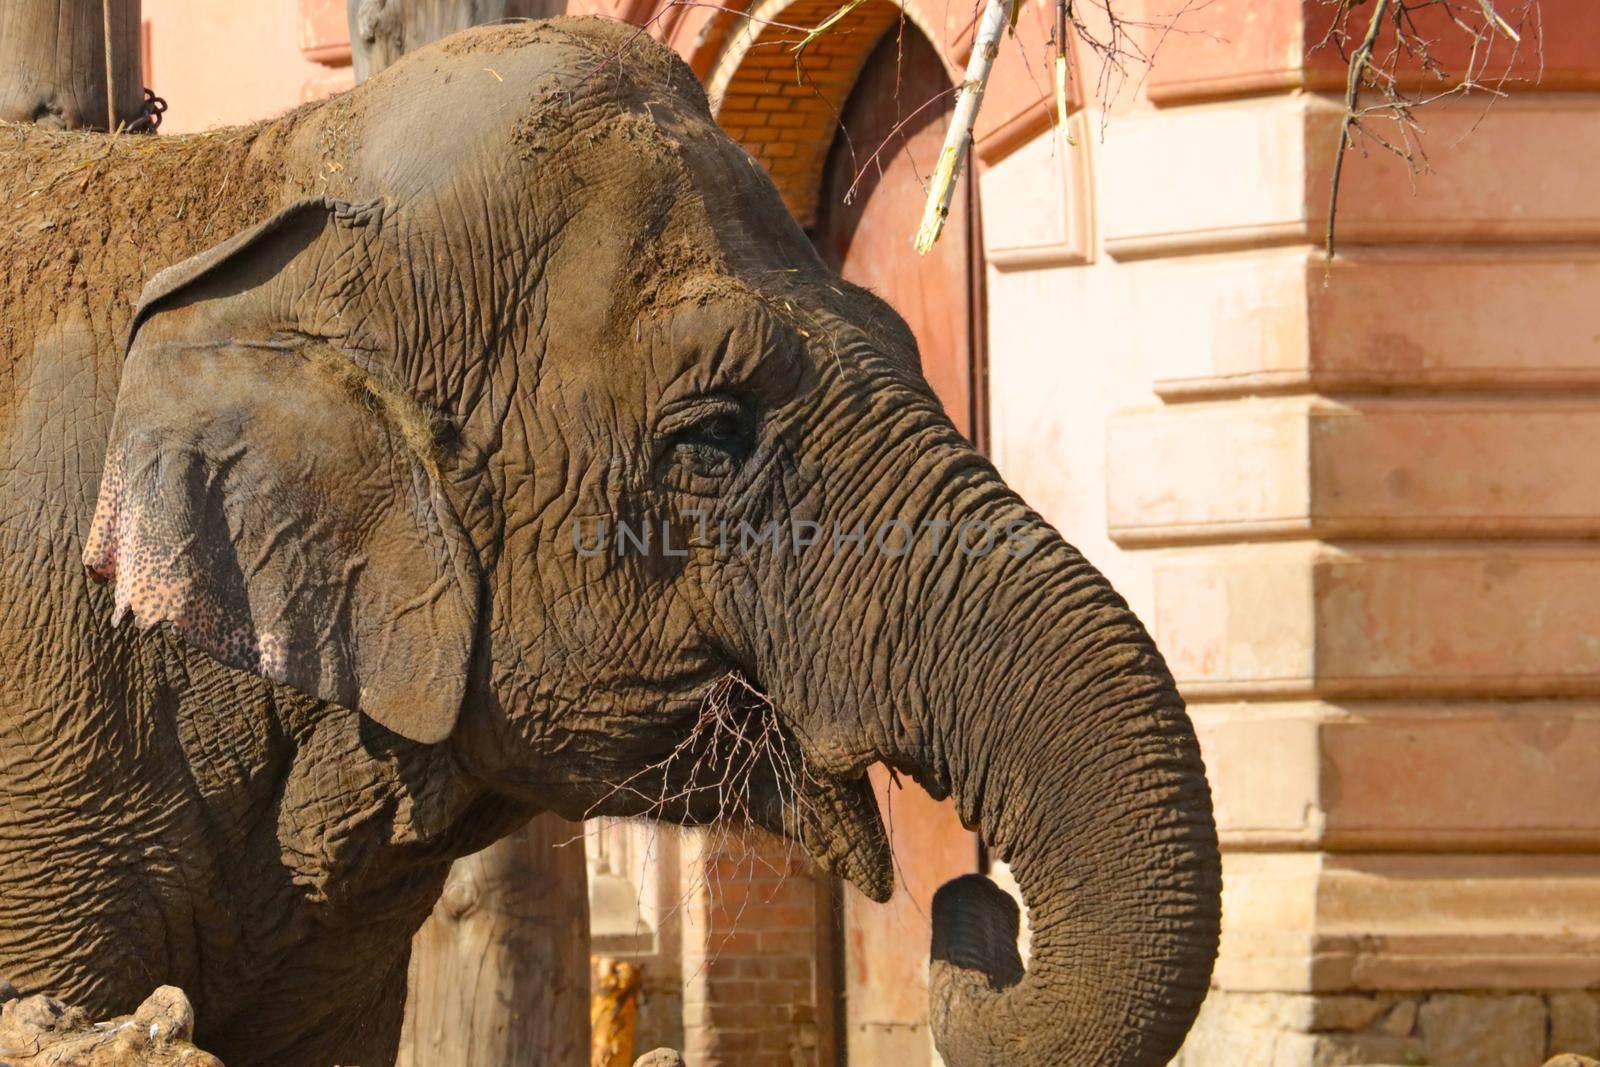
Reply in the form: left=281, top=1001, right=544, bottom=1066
left=809, top=21, right=985, bottom=1066
left=810, top=24, right=982, bottom=440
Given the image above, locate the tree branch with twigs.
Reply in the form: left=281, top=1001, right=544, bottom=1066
left=908, top=0, right=1541, bottom=255
left=913, top=0, right=1169, bottom=254
left=1317, top=0, right=1539, bottom=257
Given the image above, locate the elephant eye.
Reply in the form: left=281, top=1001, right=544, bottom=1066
left=657, top=398, right=754, bottom=493
left=696, top=414, right=743, bottom=447
left=661, top=399, right=752, bottom=456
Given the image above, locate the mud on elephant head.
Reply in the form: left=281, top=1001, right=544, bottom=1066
left=82, top=18, right=1219, bottom=1065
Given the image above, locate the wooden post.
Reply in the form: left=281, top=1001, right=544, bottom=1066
left=0, top=0, right=143, bottom=130
left=346, top=0, right=565, bottom=82
left=397, top=815, right=592, bottom=1067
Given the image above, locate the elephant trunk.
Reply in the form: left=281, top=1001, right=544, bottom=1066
left=872, top=481, right=1221, bottom=1065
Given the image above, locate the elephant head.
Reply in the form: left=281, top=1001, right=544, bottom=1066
left=82, top=18, right=1219, bottom=1065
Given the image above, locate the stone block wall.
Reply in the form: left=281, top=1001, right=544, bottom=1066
left=1177, top=991, right=1600, bottom=1067
left=977, top=1, right=1600, bottom=1063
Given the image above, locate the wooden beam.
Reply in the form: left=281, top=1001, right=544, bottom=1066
left=397, top=815, right=591, bottom=1067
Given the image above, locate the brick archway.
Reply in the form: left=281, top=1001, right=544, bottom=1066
left=571, top=0, right=1082, bottom=173
left=697, top=0, right=950, bottom=224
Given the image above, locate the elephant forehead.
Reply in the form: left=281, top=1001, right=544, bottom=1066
left=434, top=17, right=708, bottom=110
left=340, top=19, right=713, bottom=202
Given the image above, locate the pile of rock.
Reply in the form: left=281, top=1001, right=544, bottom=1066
left=0, top=982, right=221, bottom=1066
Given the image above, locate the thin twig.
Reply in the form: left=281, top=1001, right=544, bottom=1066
left=1054, top=0, right=1074, bottom=142
left=1478, top=0, right=1521, bottom=40
left=579, top=670, right=834, bottom=947
left=1325, top=0, right=1389, bottom=258
left=1322, top=0, right=1535, bottom=258
left=840, top=84, right=962, bottom=204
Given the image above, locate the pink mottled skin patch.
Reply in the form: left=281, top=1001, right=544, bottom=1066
left=82, top=454, right=124, bottom=584
left=83, top=452, right=193, bottom=630
left=256, top=632, right=288, bottom=683
left=83, top=450, right=273, bottom=676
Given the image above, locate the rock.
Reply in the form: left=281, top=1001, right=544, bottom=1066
left=634, top=1050, right=687, bottom=1067
left=2, top=992, right=81, bottom=1032
left=1309, top=995, right=1390, bottom=1032
left=1551, top=994, right=1600, bottom=1059
left=131, top=987, right=196, bottom=1044
left=1379, top=999, right=1418, bottom=1038
left=0, top=983, right=222, bottom=1066
left=1418, top=993, right=1546, bottom=1067
left=1545, top=1056, right=1600, bottom=1067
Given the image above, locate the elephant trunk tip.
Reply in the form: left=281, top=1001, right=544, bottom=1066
left=930, top=873, right=1025, bottom=992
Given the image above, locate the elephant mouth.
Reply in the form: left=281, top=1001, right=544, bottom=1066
left=626, top=671, right=894, bottom=903
left=758, top=756, right=893, bottom=903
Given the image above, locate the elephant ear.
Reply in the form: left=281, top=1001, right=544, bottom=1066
left=83, top=198, right=479, bottom=745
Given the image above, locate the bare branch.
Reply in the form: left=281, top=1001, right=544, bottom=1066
left=1325, top=0, right=1389, bottom=257
left=1319, top=0, right=1539, bottom=258
left=914, top=0, right=1013, bottom=254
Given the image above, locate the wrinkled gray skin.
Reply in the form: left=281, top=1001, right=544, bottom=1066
left=0, top=18, right=1219, bottom=1067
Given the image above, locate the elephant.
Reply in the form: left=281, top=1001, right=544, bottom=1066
left=0, top=16, right=1221, bottom=1067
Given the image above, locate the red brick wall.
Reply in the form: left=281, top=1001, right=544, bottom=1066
left=679, top=837, right=836, bottom=1067
left=709, top=0, right=906, bottom=224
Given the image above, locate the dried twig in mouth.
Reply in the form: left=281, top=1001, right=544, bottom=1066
left=586, top=672, right=829, bottom=954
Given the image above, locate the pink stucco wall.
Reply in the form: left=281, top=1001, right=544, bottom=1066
left=141, top=0, right=351, bottom=133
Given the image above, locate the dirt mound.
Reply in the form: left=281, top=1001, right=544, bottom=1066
left=0, top=982, right=221, bottom=1066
